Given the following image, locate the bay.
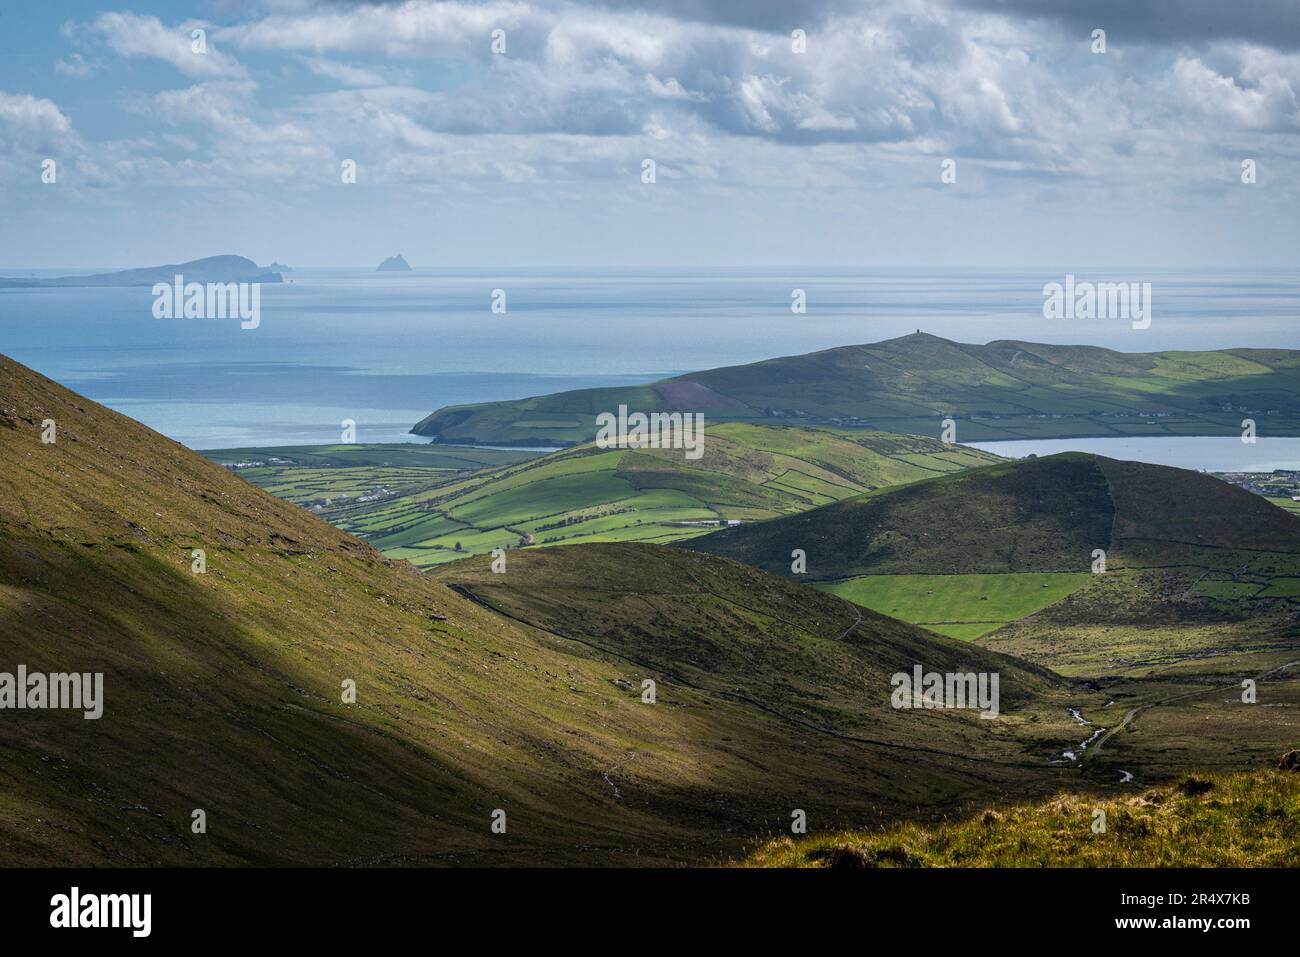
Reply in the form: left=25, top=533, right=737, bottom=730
left=1, top=266, right=1296, bottom=448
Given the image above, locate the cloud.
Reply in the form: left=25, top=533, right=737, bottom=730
left=1168, top=54, right=1300, bottom=131
left=0, top=91, right=74, bottom=146
left=22, top=0, right=1300, bottom=207
left=298, top=55, right=388, bottom=85
left=590, top=0, right=861, bottom=31
left=219, top=1, right=527, bottom=58
left=86, top=12, right=247, bottom=78
left=55, top=53, right=97, bottom=78
left=144, top=80, right=328, bottom=181
left=203, top=1, right=1068, bottom=150
left=953, top=0, right=1300, bottom=52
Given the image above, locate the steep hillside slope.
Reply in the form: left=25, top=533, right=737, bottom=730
left=0, top=354, right=1080, bottom=866
left=432, top=543, right=1062, bottom=733
left=411, top=333, right=1300, bottom=445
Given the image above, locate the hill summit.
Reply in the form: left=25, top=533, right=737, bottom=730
left=683, top=452, right=1300, bottom=579
left=411, top=333, right=1300, bottom=445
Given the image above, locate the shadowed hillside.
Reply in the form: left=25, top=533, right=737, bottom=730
left=0, top=354, right=1082, bottom=866
left=431, top=543, right=1062, bottom=731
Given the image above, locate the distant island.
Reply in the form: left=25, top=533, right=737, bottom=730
left=0, top=255, right=283, bottom=288
left=376, top=254, right=412, bottom=272
left=264, top=262, right=292, bottom=272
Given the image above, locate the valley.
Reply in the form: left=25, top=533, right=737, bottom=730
left=0, top=354, right=1093, bottom=866
left=4, top=348, right=1298, bottom=869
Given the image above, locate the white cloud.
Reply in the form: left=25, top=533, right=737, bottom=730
left=298, top=56, right=387, bottom=87
left=0, top=91, right=77, bottom=159
left=88, top=12, right=247, bottom=79
left=1170, top=54, right=1300, bottom=131
left=0, top=91, right=82, bottom=183
left=0, top=92, right=73, bottom=137
left=218, top=1, right=529, bottom=58
left=55, top=53, right=97, bottom=78
left=12, top=0, right=1298, bottom=253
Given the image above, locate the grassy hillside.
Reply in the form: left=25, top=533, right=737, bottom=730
left=430, top=542, right=1095, bottom=822
left=743, top=769, right=1300, bottom=867
left=688, top=454, right=1126, bottom=578
left=430, top=543, right=1065, bottom=730
left=318, top=423, right=999, bottom=567
left=411, top=332, right=1300, bottom=446
left=0, top=353, right=1080, bottom=866
left=685, top=453, right=1300, bottom=637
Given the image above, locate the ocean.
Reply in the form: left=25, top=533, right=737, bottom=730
left=1, top=267, right=1297, bottom=454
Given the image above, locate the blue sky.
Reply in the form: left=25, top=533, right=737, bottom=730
left=1, top=0, right=1297, bottom=268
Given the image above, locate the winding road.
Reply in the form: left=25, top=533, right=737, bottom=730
left=1085, top=657, right=1300, bottom=762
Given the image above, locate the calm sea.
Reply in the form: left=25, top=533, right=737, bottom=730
left=1, top=267, right=1297, bottom=456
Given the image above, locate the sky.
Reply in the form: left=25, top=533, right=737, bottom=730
left=0, top=0, right=1298, bottom=269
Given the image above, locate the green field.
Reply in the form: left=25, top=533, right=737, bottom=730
left=296, top=423, right=1002, bottom=567
left=202, top=442, right=540, bottom=470
left=201, top=443, right=544, bottom=522
left=815, top=572, right=1090, bottom=639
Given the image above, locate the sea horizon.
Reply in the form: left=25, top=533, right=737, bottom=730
left=3, top=266, right=1298, bottom=452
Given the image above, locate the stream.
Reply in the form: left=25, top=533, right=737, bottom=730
left=1059, top=707, right=1133, bottom=783
left=1060, top=712, right=1102, bottom=764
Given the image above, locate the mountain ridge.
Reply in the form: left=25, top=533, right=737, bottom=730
left=411, top=332, right=1300, bottom=445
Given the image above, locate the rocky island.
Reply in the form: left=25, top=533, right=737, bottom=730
left=0, top=255, right=283, bottom=288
